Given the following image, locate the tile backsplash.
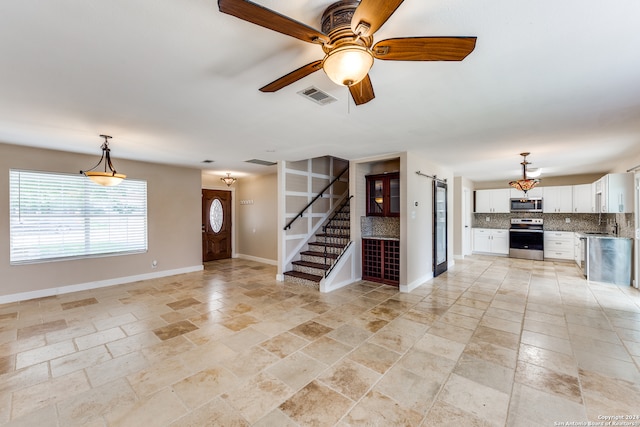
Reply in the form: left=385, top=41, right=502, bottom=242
left=361, top=216, right=400, bottom=238
left=473, top=213, right=635, bottom=238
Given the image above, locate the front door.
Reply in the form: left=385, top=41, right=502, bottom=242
left=202, top=189, right=232, bottom=261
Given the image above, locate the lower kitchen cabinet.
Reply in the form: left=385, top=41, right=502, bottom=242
left=362, top=238, right=400, bottom=285
left=472, top=228, right=509, bottom=255
left=544, top=231, right=574, bottom=260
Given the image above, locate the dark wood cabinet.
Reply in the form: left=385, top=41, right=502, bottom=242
left=362, top=238, right=400, bottom=285
left=366, top=173, right=400, bottom=217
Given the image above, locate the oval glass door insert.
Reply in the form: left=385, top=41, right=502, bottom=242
left=210, top=198, right=223, bottom=233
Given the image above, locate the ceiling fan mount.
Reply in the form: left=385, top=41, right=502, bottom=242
left=218, top=0, right=477, bottom=105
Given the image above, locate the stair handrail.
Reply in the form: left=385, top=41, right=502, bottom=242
left=323, top=195, right=353, bottom=233
left=284, top=166, right=349, bottom=231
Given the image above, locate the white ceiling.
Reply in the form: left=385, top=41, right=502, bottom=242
left=1, top=0, right=639, bottom=182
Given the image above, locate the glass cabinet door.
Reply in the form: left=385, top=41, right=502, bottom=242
left=389, top=176, right=400, bottom=215
left=367, top=177, right=385, bottom=215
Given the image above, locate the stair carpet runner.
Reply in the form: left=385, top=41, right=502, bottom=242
left=283, top=204, right=350, bottom=288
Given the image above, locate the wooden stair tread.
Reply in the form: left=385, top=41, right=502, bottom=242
left=292, top=260, right=330, bottom=270
left=308, top=242, right=346, bottom=249
left=283, top=271, right=323, bottom=282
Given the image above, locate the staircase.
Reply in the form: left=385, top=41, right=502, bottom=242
left=283, top=198, right=351, bottom=288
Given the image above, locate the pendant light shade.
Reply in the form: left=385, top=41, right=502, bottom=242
left=221, top=173, right=237, bottom=187
left=80, top=135, right=126, bottom=186
left=509, top=152, right=540, bottom=195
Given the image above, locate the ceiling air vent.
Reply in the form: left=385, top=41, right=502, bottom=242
left=297, top=86, right=337, bottom=106
left=245, top=159, right=277, bottom=166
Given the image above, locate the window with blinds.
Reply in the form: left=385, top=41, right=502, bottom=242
left=9, top=169, right=147, bottom=264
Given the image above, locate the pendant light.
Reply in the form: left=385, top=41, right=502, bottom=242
left=508, top=152, right=540, bottom=195
left=220, top=173, right=237, bottom=187
left=80, top=135, right=126, bottom=186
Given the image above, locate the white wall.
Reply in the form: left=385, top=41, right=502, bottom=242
left=402, top=152, right=454, bottom=292
left=0, top=142, right=202, bottom=302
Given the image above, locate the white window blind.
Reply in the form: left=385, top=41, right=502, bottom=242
left=10, top=169, right=147, bottom=264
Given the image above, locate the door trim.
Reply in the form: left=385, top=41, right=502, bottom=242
left=202, top=185, right=236, bottom=260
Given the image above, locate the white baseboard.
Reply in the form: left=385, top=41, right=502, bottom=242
left=235, top=254, right=277, bottom=266
left=400, top=272, right=434, bottom=293
left=0, top=265, right=204, bottom=304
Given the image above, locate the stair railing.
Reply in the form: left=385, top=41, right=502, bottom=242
left=283, top=167, right=349, bottom=231
left=323, top=195, right=353, bottom=277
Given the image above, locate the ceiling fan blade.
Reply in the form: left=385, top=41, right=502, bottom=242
left=351, top=0, right=404, bottom=37
left=259, top=60, right=323, bottom=92
left=349, top=75, right=375, bottom=106
left=372, top=37, right=477, bottom=61
left=218, top=0, right=329, bottom=44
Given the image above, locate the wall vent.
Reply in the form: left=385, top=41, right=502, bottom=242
left=297, top=86, right=337, bottom=106
left=245, top=159, right=277, bottom=166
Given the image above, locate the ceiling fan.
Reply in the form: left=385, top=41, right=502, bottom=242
left=218, top=0, right=477, bottom=105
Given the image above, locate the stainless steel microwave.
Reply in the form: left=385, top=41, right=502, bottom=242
left=510, top=198, right=543, bottom=212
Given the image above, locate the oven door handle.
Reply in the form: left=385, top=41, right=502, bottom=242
left=509, top=229, right=544, bottom=233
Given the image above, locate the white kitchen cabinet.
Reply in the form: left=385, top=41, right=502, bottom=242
left=594, top=173, right=634, bottom=213
left=473, top=228, right=509, bottom=255
left=542, top=186, right=573, bottom=213
left=475, top=189, right=511, bottom=213
left=544, top=231, right=574, bottom=260
left=510, top=187, right=542, bottom=199
left=572, top=184, right=594, bottom=213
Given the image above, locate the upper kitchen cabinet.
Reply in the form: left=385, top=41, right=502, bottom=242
left=475, top=189, right=510, bottom=213
left=594, top=173, right=634, bottom=213
left=572, top=183, right=595, bottom=213
left=543, top=186, right=573, bottom=213
left=366, top=172, right=400, bottom=217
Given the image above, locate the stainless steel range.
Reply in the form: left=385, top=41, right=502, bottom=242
left=509, top=218, right=544, bottom=260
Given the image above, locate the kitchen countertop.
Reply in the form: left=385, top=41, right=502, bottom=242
left=362, top=235, right=400, bottom=241
left=576, top=232, right=631, bottom=240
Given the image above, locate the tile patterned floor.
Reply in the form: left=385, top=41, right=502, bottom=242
left=1, top=255, right=640, bottom=426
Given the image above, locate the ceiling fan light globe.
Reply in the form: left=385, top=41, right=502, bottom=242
left=322, top=45, right=373, bottom=86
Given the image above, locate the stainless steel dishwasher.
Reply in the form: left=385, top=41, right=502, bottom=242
left=587, top=236, right=633, bottom=286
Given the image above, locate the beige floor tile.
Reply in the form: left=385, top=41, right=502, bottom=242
left=521, top=329, right=573, bottom=355
left=515, top=360, right=582, bottom=403
left=507, top=382, right=587, bottom=425
left=428, top=321, right=475, bottom=344
left=172, top=366, right=239, bottom=410
left=453, top=353, right=514, bottom=394
left=439, top=373, right=510, bottom=427
left=413, top=332, right=466, bottom=361
left=301, top=336, right=353, bottom=365
left=15, top=340, right=75, bottom=369
left=106, top=331, right=160, bottom=358
left=10, top=370, right=89, bottom=420
left=106, top=387, right=187, bottom=426
left=0, top=362, right=49, bottom=395
left=170, top=397, right=250, bottom=427
left=579, top=368, right=640, bottom=420
left=3, top=405, right=58, bottom=427
left=347, top=342, right=401, bottom=374
left=85, top=351, right=148, bottom=387
left=259, top=331, right=309, bottom=358
left=51, top=345, right=111, bottom=377
left=375, top=364, right=442, bottom=415
left=425, top=400, right=492, bottom=427
left=56, top=378, right=137, bottom=426
left=318, top=358, right=380, bottom=401
left=266, top=351, right=326, bottom=391
left=224, top=372, right=292, bottom=424
left=344, top=389, right=423, bottom=425
left=463, top=340, right=518, bottom=369
left=280, top=380, right=354, bottom=426
left=518, top=343, right=578, bottom=376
